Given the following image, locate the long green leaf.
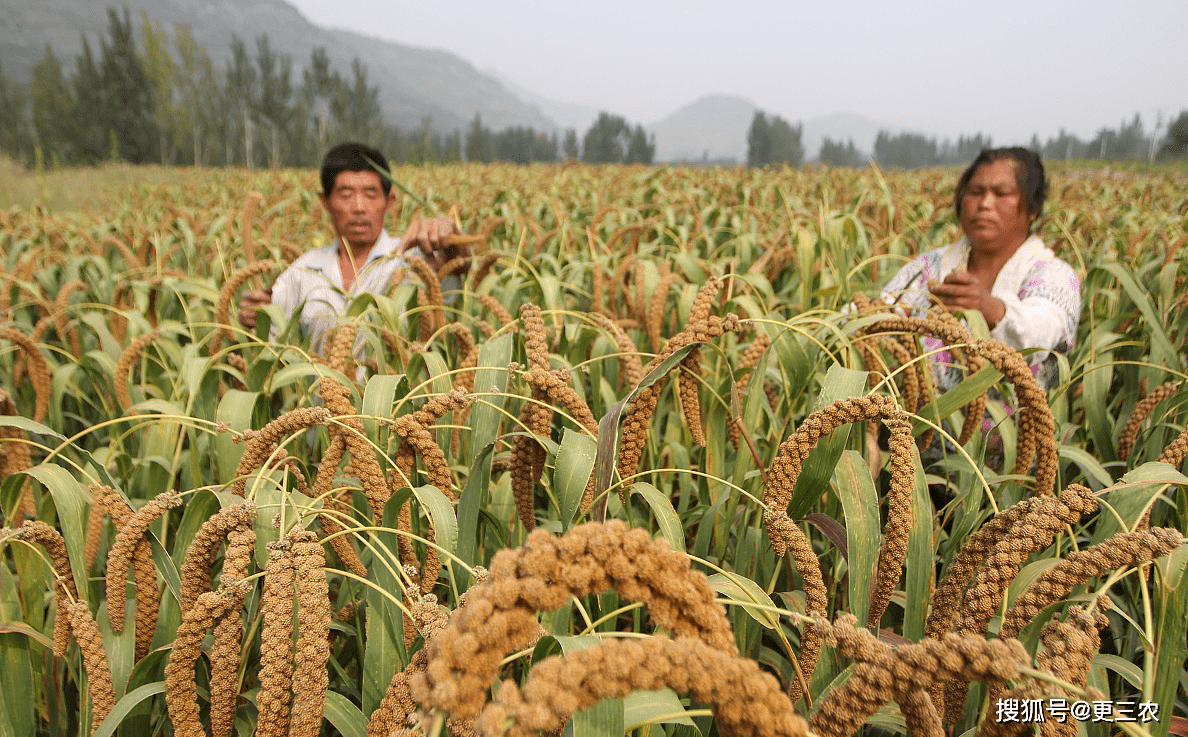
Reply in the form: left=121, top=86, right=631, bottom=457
left=324, top=691, right=368, bottom=737
left=1096, top=263, right=1182, bottom=372
left=0, top=568, right=35, bottom=737
left=1149, top=545, right=1188, bottom=737
left=555, top=429, right=596, bottom=530
left=631, top=482, right=685, bottom=552
left=411, top=483, right=458, bottom=558
left=456, top=332, right=511, bottom=569
left=903, top=443, right=932, bottom=641
left=89, top=683, right=167, bottom=737
left=1093, top=463, right=1188, bottom=543
left=22, top=463, right=90, bottom=596
left=623, top=689, right=697, bottom=729
left=551, top=635, right=625, bottom=737
left=787, top=365, right=868, bottom=519
left=214, top=389, right=267, bottom=482
left=833, top=450, right=880, bottom=626
left=708, top=571, right=780, bottom=630
left=365, top=494, right=410, bottom=716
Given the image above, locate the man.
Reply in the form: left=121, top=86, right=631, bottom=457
left=238, top=142, right=469, bottom=345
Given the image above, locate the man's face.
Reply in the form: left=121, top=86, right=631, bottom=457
left=321, top=170, right=395, bottom=250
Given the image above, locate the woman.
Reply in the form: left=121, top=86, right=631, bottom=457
left=880, top=147, right=1080, bottom=392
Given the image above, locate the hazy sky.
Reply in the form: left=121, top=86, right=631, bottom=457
left=287, top=0, right=1187, bottom=144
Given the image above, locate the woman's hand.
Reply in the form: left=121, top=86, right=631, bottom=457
left=238, top=287, right=272, bottom=330
left=929, top=271, right=1006, bottom=328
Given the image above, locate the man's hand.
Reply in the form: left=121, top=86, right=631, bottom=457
left=397, top=217, right=468, bottom=272
left=238, top=287, right=272, bottom=330
left=929, top=270, right=1006, bottom=328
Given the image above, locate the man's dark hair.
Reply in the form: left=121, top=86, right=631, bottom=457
left=320, top=142, right=392, bottom=196
left=954, top=147, right=1047, bottom=223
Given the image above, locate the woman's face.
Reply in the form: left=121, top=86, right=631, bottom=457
left=959, top=159, right=1035, bottom=252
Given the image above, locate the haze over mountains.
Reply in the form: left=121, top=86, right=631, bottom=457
left=2, top=0, right=898, bottom=162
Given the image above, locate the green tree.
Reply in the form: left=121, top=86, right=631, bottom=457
left=72, top=37, right=106, bottom=164
left=1158, top=110, right=1188, bottom=160
left=300, top=47, right=340, bottom=161
left=408, top=117, right=437, bottom=164
left=174, top=24, right=221, bottom=165
left=332, top=58, right=382, bottom=145
left=1037, top=128, right=1085, bottom=161
left=0, top=59, right=29, bottom=161
left=873, top=131, right=938, bottom=168
left=31, top=45, right=75, bottom=165
left=140, top=11, right=177, bottom=164
left=582, top=112, right=629, bottom=163
left=562, top=128, right=579, bottom=159
left=465, top=113, right=492, bottom=162
left=531, top=131, right=559, bottom=162
left=746, top=111, right=771, bottom=167
left=99, top=7, right=157, bottom=162
left=624, top=124, right=654, bottom=164
left=224, top=36, right=258, bottom=165
left=818, top=136, right=861, bottom=167
left=748, top=111, right=802, bottom=167
left=946, top=133, right=992, bottom=164
left=255, top=36, right=295, bottom=168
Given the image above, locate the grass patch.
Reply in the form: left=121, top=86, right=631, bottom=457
left=0, top=154, right=202, bottom=213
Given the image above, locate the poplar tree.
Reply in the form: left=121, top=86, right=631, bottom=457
left=0, top=59, right=29, bottom=161
left=31, top=45, right=75, bottom=164
left=99, top=7, right=156, bottom=162
left=140, top=11, right=177, bottom=164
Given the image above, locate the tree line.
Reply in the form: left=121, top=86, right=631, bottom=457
left=0, top=7, right=656, bottom=170
left=746, top=109, right=1188, bottom=169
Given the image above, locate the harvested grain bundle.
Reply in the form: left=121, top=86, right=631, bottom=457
left=1118, top=380, right=1182, bottom=461
left=0, top=387, right=35, bottom=522
left=68, top=600, right=117, bottom=736
left=212, top=259, right=276, bottom=353
left=999, top=527, right=1184, bottom=639
left=938, top=484, right=1098, bottom=721
left=618, top=277, right=743, bottom=485
left=9, top=520, right=79, bottom=656
left=412, top=521, right=735, bottom=724
left=811, top=614, right=1029, bottom=737
left=0, top=325, right=50, bottom=422
left=164, top=585, right=250, bottom=737
left=105, top=491, right=180, bottom=638
left=227, top=406, right=331, bottom=497
left=478, top=636, right=808, bottom=737
left=763, top=394, right=915, bottom=627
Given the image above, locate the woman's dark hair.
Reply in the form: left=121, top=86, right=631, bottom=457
left=320, top=142, right=392, bottom=196
left=953, top=147, right=1047, bottom=222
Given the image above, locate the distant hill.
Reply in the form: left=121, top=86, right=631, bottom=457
left=0, top=0, right=557, bottom=133
left=640, top=95, right=894, bottom=164
left=485, top=70, right=598, bottom=134
left=646, top=94, right=757, bottom=163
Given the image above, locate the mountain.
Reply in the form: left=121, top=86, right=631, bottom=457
left=0, top=0, right=556, bottom=133
left=641, top=95, right=895, bottom=164
left=646, top=94, right=757, bottom=163
left=485, top=69, right=598, bottom=134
